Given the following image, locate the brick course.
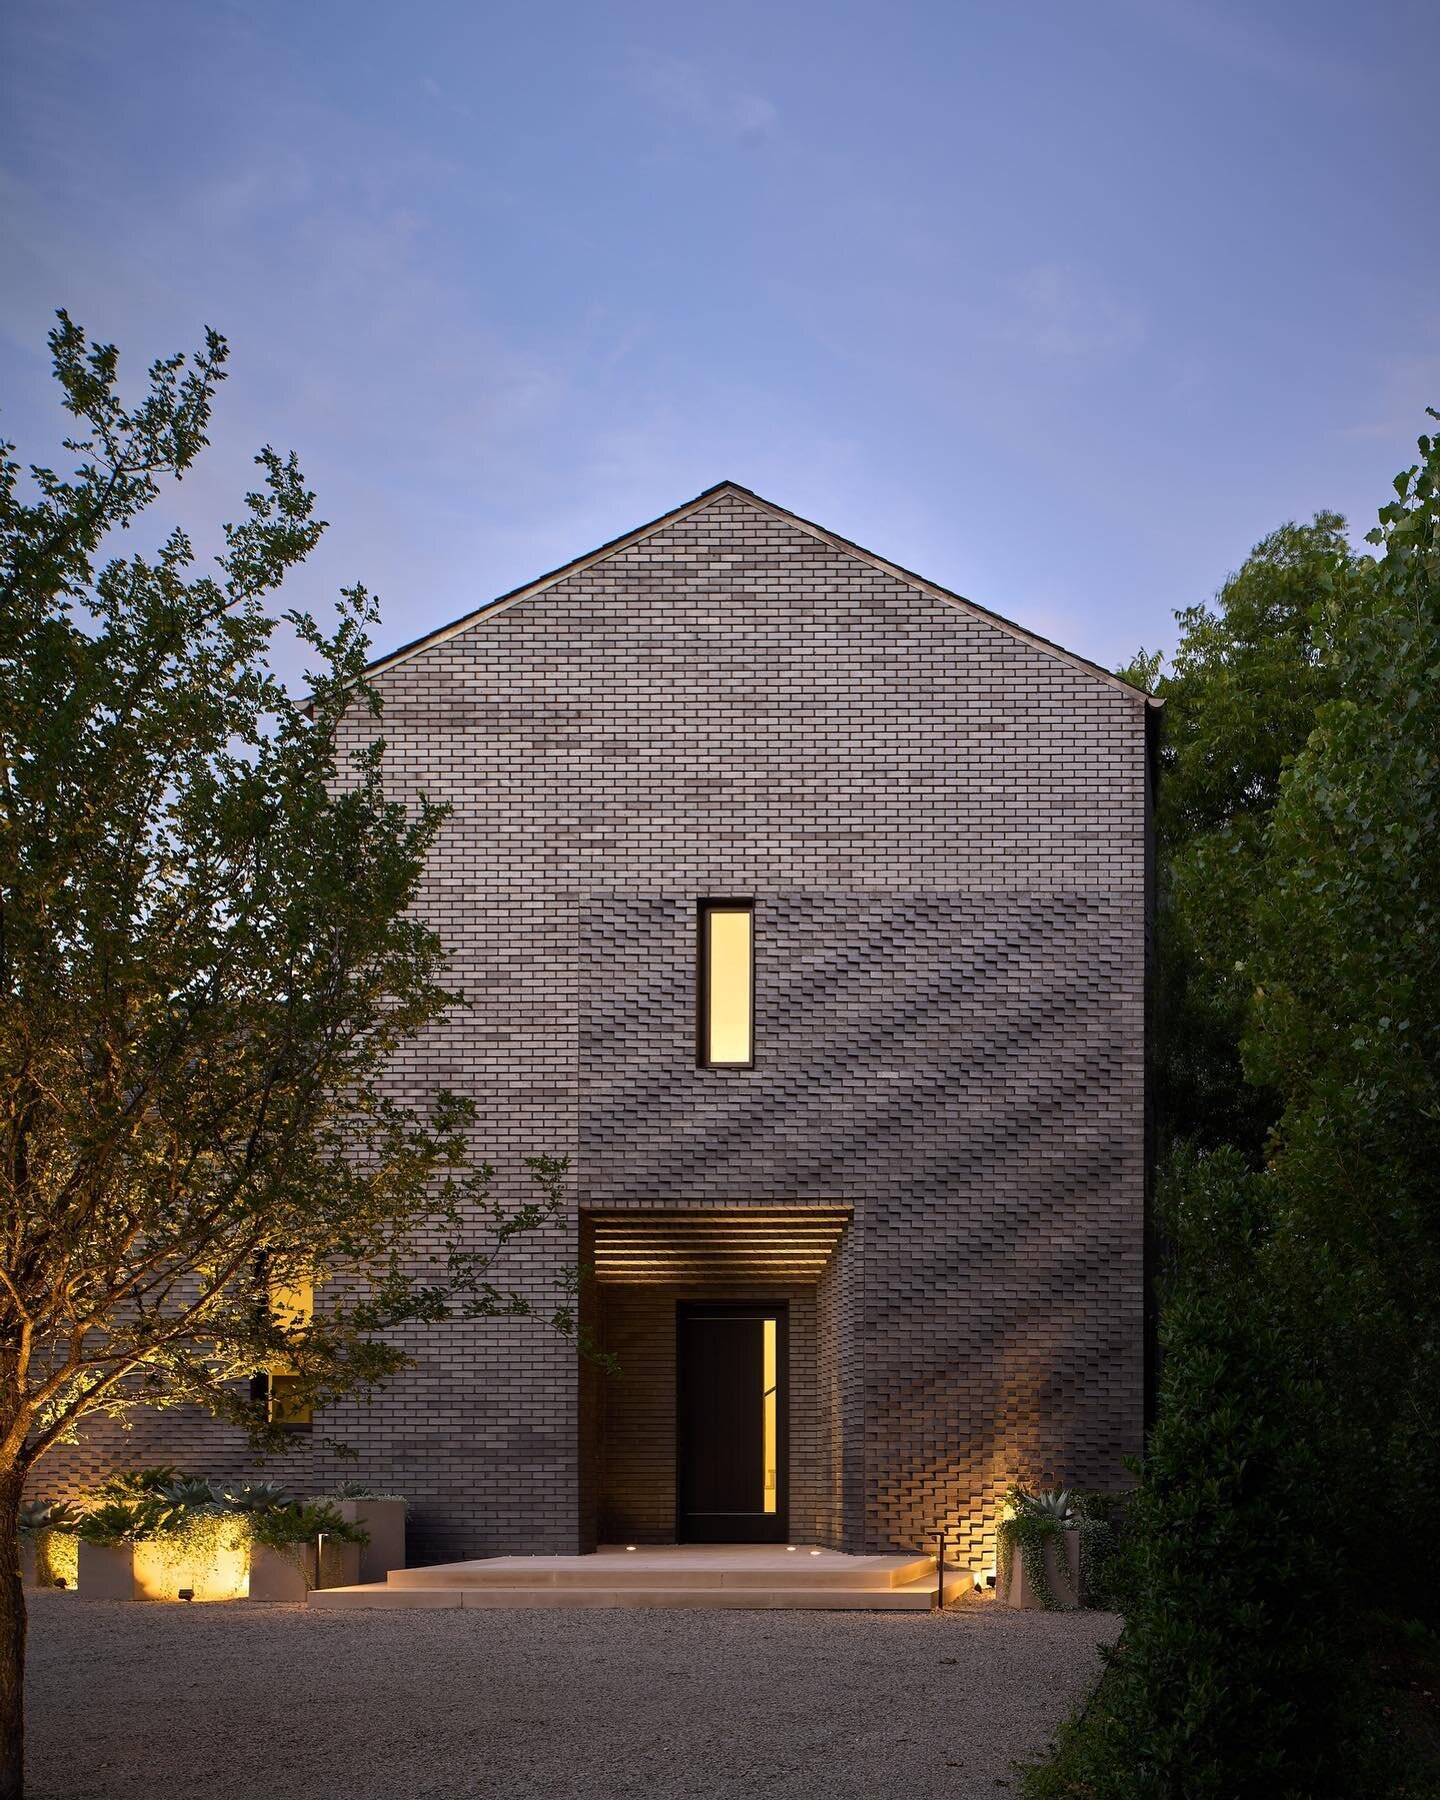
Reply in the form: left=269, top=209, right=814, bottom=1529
left=42, top=486, right=1148, bottom=1572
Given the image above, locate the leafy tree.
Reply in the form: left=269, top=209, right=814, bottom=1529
left=1148, top=516, right=1378, bottom=1156
left=0, top=316, right=574, bottom=1799
left=1243, top=416, right=1440, bottom=1602
left=1025, top=416, right=1439, bottom=1797
left=1023, top=1150, right=1359, bottom=1799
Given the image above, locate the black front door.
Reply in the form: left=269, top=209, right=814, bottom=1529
left=677, top=1303, right=787, bottom=1543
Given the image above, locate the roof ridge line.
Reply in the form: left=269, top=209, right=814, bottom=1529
left=356, top=481, right=1159, bottom=704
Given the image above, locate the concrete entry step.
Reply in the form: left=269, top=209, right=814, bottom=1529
left=308, top=1546, right=976, bottom=1612
left=310, top=1571, right=975, bottom=1612
left=385, top=1546, right=934, bottom=1593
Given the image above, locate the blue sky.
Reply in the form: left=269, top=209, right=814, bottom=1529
left=2, top=0, right=1436, bottom=683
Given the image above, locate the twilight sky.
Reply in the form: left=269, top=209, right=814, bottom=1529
left=2, top=0, right=1436, bottom=685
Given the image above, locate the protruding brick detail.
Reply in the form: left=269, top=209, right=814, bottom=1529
left=40, top=489, right=1147, bottom=1571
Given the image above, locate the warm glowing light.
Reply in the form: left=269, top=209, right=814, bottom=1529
left=703, top=906, right=752, bottom=1064
left=761, top=1317, right=778, bottom=1514
left=133, top=1522, right=249, bottom=1602
left=271, top=1277, right=313, bottom=1331
left=268, top=1273, right=315, bottom=1426
left=626, top=1545, right=637, bottom=1551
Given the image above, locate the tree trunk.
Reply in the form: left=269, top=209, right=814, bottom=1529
left=0, top=1459, right=26, bottom=1800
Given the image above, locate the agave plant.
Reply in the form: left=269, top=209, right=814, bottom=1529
left=19, top=1499, right=86, bottom=1534
left=158, top=1476, right=226, bottom=1510
left=218, top=1480, right=297, bottom=1513
left=1011, top=1485, right=1077, bottom=1523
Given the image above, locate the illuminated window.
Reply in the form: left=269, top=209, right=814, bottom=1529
left=762, top=1317, right=778, bottom=1514
left=699, top=901, right=754, bottom=1067
left=251, top=1272, right=314, bottom=1432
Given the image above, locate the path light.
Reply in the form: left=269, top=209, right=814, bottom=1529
left=787, top=1545, right=796, bottom=1552
left=626, top=1545, right=637, bottom=1551
left=810, top=1549, right=821, bottom=1556
left=178, top=1588, right=194, bottom=1602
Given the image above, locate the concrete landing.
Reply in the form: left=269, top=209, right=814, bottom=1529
left=309, top=1544, right=977, bottom=1612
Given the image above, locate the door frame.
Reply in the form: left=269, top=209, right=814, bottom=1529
left=675, top=1301, right=789, bottom=1543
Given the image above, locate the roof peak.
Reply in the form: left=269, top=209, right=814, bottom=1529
left=359, top=482, right=1159, bottom=705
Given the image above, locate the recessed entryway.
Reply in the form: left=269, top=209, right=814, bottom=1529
left=677, top=1303, right=787, bottom=1543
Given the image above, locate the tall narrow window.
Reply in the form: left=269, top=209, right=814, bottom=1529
left=699, top=901, right=754, bottom=1067
left=251, top=1271, right=315, bottom=1432
left=761, top=1317, right=778, bottom=1514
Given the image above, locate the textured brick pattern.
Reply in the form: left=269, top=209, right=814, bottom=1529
left=41, top=487, right=1148, bottom=1571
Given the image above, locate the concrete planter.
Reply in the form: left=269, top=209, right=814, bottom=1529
left=336, top=1499, right=405, bottom=1584
left=1002, top=1526, right=1082, bottom=1609
left=19, top=1529, right=78, bottom=1590
left=78, top=1540, right=138, bottom=1600
left=247, top=1537, right=361, bottom=1602
left=77, top=1526, right=248, bottom=1601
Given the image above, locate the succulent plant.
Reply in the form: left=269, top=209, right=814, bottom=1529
left=158, top=1476, right=226, bottom=1509
left=1013, top=1486, right=1077, bottom=1523
left=218, top=1480, right=296, bottom=1513
left=77, top=1496, right=177, bottom=1545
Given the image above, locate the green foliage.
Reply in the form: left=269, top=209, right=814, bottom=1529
left=16, top=1501, right=79, bottom=1536
left=996, top=1486, right=1116, bottom=1612
left=95, top=1467, right=180, bottom=1499
left=157, top=1476, right=225, bottom=1510
left=328, top=1480, right=404, bottom=1506
left=997, top=1518, right=1076, bottom=1611
left=1141, top=514, right=1380, bottom=1155
left=1076, top=1514, right=1121, bottom=1612
left=217, top=1480, right=297, bottom=1512
left=1025, top=415, right=1440, bottom=1795
left=1021, top=1149, right=1363, bottom=1796
left=247, top=1500, right=366, bottom=1551
left=28, top=1528, right=76, bottom=1590
left=0, top=314, right=585, bottom=1502
left=76, top=1497, right=174, bottom=1546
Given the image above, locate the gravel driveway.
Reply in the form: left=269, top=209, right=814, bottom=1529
left=25, top=1590, right=1116, bottom=1799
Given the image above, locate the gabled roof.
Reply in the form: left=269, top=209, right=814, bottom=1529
left=361, top=481, right=1161, bottom=705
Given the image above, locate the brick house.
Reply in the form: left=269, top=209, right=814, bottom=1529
left=47, top=482, right=1156, bottom=1575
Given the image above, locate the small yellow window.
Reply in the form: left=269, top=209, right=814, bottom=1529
left=265, top=1274, right=314, bottom=1429
left=700, top=902, right=754, bottom=1066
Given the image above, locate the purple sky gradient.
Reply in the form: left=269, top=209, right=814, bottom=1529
left=3, top=0, right=1436, bottom=686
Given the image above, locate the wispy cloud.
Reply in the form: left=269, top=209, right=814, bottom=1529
left=630, top=52, right=779, bottom=142
left=1003, top=265, right=1146, bottom=359
left=1115, top=0, right=1351, bottom=90
left=420, top=74, right=475, bottom=123
left=1334, top=347, right=1440, bottom=444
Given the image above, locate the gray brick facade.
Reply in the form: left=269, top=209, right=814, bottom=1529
left=43, top=484, right=1152, bottom=1575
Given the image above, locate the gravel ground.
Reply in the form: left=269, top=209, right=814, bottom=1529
left=24, top=1590, right=1117, bottom=1800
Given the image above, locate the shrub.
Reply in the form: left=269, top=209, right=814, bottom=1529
left=1017, top=1147, right=1383, bottom=1799
left=76, top=1497, right=176, bottom=1547
left=996, top=1487, right=1122, bottom=1612
left=248, top=1501, right=367, bottom=1552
